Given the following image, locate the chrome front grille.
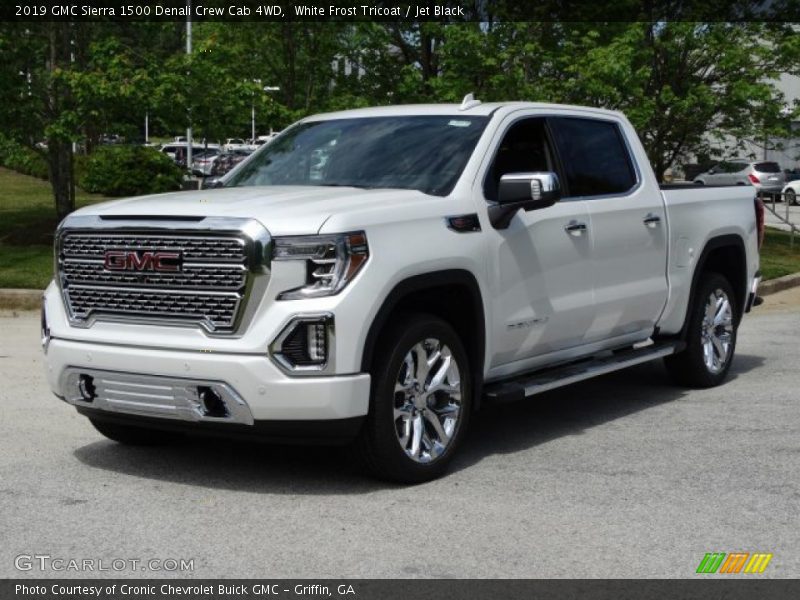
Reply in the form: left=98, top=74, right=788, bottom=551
left=56, top=217, right=271, bottom=334
left=66, top=287, right=242, bottom=328
left=61, top=260, right=247, bottom=289
left=61, top=234, right=246, bottom=261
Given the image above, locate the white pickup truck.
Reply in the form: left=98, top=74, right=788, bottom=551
left=42, top=99, right=763, bottom=482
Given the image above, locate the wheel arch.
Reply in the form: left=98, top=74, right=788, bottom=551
left=679, top=234, right=748, bottom=338
left=361, top=269, right=486, bottom=409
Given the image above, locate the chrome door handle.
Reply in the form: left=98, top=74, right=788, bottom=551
left=564, top=220, right=588, bottom=236
left=643, top=213, right=662, bottom=228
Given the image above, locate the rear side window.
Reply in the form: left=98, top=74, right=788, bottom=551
left=720, top=161, right=747, bottom=173
left=549, top=117, right=636, bottom=197
left=755, top=162, right=781, bottom=173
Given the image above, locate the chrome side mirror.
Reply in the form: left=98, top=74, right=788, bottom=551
left=490, top=172, right=561, bottom=229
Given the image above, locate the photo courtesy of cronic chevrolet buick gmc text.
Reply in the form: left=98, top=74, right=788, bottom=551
left=41, top=97, right=763, bottom=483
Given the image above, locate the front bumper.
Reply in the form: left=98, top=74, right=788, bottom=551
left=45, top=337, right=371, bottom=429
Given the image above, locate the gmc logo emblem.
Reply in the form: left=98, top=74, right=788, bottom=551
left=104, top=250, right=182, bottom=272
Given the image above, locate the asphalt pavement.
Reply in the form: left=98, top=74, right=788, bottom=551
left=1, top=290, right=798, bottom=579
left=764, top=197, right=799, bottom=232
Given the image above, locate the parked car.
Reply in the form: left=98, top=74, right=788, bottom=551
left=781, top=179, right=800, bottom=205
left=43, top=100, right=762, bottom=483
left=208, top=148, right=253, bottom=178
left=160, top=142, right=220, bottom=166
left=223, top=138, right=247, bottom=152
left=253, top=133, right=280, bottom=146
left=190, top=149, right=220, bottom=177
left=694, top=159, right=785, bottom=198
left=784, top=168, right=800, bottom=183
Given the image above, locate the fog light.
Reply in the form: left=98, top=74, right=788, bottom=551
left=270, top=315, right=333, bottom=373
left=197, top=386, right=228, bottom=418
left=78, top=374, right=96, bottom=402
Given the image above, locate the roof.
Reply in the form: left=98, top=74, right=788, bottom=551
left=304, top=102, right=625, bottom=121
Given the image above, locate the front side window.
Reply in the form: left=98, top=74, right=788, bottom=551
left=549, top=117, right=636, bottom=197
left=483, top=117, right=553, bottom=201
left=227, top=115, right=488, bottom=197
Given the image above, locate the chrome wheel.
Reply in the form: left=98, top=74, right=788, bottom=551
left=393, top=338, right=462, bottom=464
left=701, top=288, right=734, bottom=374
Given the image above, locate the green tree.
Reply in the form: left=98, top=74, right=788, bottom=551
left=552, top=22, right=800, bottom=180
left=0, top=22, right=176, bottom=218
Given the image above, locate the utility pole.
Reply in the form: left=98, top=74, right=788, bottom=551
left=186, top=0, right=193, bottom=174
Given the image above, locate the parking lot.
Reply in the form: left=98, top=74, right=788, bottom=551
left=1, top=289, right=798, bottom=579
left=764, top=197, right=800, bottom=232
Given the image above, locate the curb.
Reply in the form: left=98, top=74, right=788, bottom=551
left=0, top=288, right=42, bottom=311
left=759, top=272, right=800, bottom=296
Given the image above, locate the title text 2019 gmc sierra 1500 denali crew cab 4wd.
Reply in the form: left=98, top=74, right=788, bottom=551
left=42, top=98, right=763, bottom=482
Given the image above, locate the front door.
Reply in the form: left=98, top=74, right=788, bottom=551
left=478, top=116, right=596, bottom=373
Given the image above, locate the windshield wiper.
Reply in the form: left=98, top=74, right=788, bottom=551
left=318, top=182, right=375, bottom=190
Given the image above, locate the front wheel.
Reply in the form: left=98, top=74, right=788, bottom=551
left=356, top=313, right=471, bottom=483
left=786, top=188, right=797, bottom=206
left=664, top=272, right=738, bottom=388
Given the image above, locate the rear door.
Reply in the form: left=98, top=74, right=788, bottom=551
left=548, top=116, right=668, bottom=342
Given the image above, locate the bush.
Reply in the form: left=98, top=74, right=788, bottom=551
left=0, top=136, right=48, bottom=180
left=81, top=145, right=183, bottom=197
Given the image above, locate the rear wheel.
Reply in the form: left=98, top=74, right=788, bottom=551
left=664, top=272, right=737, bottom=388
left=356, top=313, right=471, bottom=483
left=786, top=188, right=797, bottom=206
left=90, top=418, right=177, bottom=446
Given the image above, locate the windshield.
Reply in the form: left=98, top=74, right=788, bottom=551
left=226, top=115, right=489, bottom=196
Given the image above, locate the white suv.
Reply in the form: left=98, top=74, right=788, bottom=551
left=694, top=159, right=785, bottom=196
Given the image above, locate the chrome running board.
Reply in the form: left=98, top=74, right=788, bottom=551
left=483, top=341, right=684, bottom=404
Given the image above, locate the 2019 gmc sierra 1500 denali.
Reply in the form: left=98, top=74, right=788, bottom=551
left=42, top=99, right=763, bottom=482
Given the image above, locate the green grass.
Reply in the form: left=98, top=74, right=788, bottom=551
left=0, top=245, right=54, bottom=289
left=760, top=227, right=800, bottom=281
left=1, top=167, right=800, bottom=289
left=0, top=168, right=109, bottom=289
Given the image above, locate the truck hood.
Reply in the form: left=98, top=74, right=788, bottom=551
left=72, top=185, right=431, bottom=236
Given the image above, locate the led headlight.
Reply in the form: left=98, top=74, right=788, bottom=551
left=273, top=232, right=369, bottom=300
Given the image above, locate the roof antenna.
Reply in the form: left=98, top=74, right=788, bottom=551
left=460, top=93, right=481, bottom=111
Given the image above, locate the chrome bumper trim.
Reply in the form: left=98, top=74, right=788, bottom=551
left=59, top=368, right=255, bottom=425
left=745, top=271, right=761, bottom=313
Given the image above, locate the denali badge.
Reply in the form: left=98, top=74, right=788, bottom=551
left=104, top=250, right=182, bottom=272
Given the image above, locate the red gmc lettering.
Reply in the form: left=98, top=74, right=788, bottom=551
left=104, top=251, right=181, bottom=272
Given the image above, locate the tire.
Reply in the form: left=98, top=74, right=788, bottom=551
left=786, top=188, right=797, bottom=206
left=356, top=313, right=472, bottom=483
left=694, top=180, right=705, bottom=186
left=90, top=418, right=177, bottom=446
left=664, top=272, right=738, bottom=388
